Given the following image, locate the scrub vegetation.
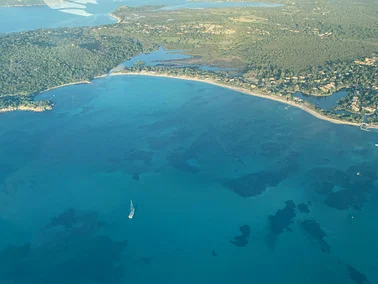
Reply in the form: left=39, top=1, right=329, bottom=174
left=0, top=0, right=377, bottom=124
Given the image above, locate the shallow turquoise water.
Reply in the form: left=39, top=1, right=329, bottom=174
left=0, top=75, right=377, bottom=283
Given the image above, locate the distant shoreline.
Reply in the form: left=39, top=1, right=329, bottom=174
left=0, top=3, right=45, bottom=7
left=1, top=5, right=121, bottom=25
left=2, top=71, right=377, bottom=130
left=109, top=13, right=121, bottom=23
left=0, top=81, right=90, bottom=114
left=0, top=104, right=51, bottom=113
left=41, top=80, right=92, bottom=93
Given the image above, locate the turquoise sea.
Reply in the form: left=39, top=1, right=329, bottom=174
left=1, top=1, right=378, bottom=283
left=0, top=75, right=378, bottom=283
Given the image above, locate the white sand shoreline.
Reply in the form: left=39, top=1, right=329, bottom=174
left=7, top=71, right=376, bottom=130
left=109, top=13, right=121, bottom=23
left=108, top=72, right=375, bottom=129
left=41, top=80, right=92, bottom=93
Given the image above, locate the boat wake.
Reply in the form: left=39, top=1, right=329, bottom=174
left=128, top=200, right=135, bottom=219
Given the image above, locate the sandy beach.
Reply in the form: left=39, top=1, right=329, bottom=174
left=109, top=71, right=373, bottom=129
left=109, top=13, right=121, bottom=23
left=6, top=71, right=377, bottom=130
left=41, top=80, right=91, bottom=93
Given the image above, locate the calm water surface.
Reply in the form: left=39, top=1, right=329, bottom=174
left=116, top=46, right=237, bottom=71
left=0, top=4, right=116, bottom=33
left=119, top=46, right=192, bottom=68
left=293, top=91, right=349, bottom=111
left=0, top=75, right=377, bottom=283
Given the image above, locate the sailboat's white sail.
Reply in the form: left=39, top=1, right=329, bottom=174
left=128, top=200, right=135, bottom=219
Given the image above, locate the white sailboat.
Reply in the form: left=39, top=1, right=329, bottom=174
left=128, top=200, right=135, bottom=219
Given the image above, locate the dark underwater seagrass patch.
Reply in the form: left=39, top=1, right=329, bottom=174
left=300, top=219, right=330, bottom=253
left=269, top=200, right=296, bottom=236
left=347, top=265, right=371, bottom=284
left=304, top=163, right=378, bottom=211
left=230, top=225, right=250, bottom=247
left=0, top=208, right=126, bottom=284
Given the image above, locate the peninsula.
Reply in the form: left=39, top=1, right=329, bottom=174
left=1, top=0, right=377, bottom=127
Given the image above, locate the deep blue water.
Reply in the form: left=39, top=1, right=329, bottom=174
left=0, top=75, right=377, bottom=283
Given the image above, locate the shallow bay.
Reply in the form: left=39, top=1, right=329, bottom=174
left=0, top=76, right=377, bottom=283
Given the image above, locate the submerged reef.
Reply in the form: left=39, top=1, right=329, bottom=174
left=230, top=225, right=250, bottom=247
left=347, top=265, right=371, bottom=284
left=300, top=219, right=330, bottom=253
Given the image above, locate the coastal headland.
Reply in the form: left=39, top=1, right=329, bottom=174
left=4, top=69, right=376, bottom=131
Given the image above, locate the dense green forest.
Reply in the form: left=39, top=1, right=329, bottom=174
left=0, top=26, right=155, bottom=111
left=112, top=1, right=378, bottom=71
left=0, top=0, right=377, bottom=123
left=112, top=2, right=378, bottom=122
